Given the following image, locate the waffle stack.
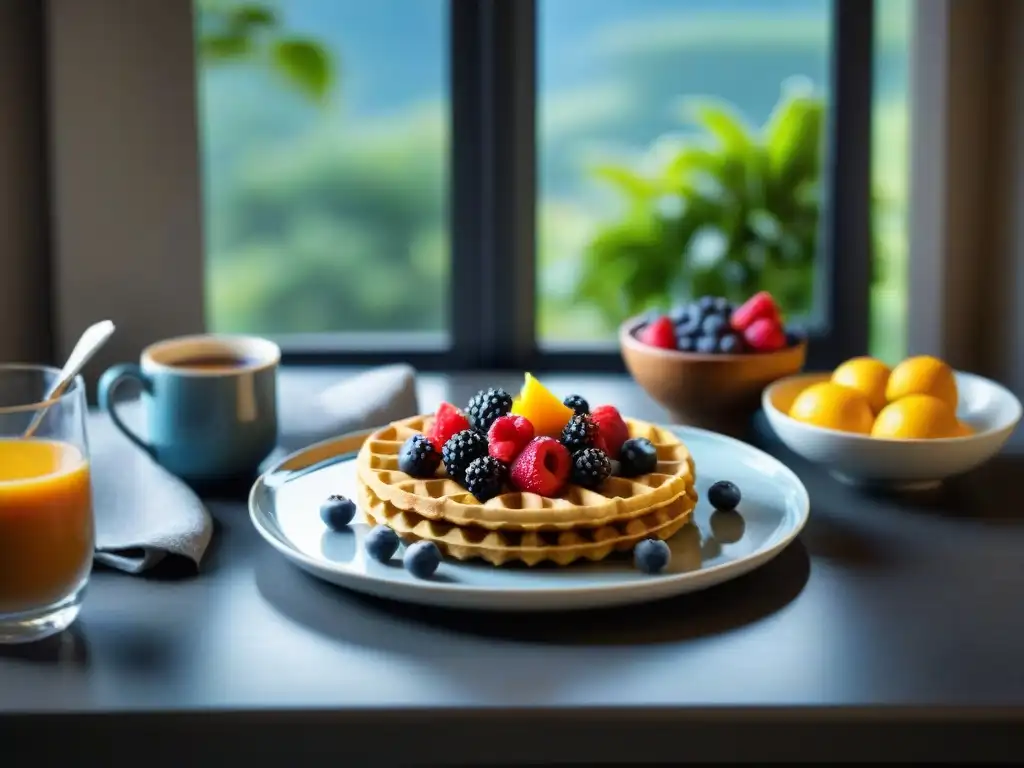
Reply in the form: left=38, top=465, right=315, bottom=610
left=355, top=415, right=698, bottom=566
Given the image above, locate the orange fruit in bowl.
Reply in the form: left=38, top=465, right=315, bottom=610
left=788, top=382, right=875, bottom=434
left=954, top=420, right=974, bottom=437
left=885, top=355, right=958, bottom=411
left=831, top=356, right=891, bottom=413
left=870, top=394, right=959, bottom=439
left=510, top=373, right=574, bottom=437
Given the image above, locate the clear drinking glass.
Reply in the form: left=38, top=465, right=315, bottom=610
left=0, top=365, right=93, bottom=644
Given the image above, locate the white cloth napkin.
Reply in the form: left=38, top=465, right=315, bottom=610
left=92, top=364, right=420, bottom=574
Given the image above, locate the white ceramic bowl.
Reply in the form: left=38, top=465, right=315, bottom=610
left=762, top=370, right=1022, bottom=490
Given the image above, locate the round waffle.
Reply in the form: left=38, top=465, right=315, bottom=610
left=359, top=483, right=697, bottom=567
left=355, top=415, right=696, bottom=531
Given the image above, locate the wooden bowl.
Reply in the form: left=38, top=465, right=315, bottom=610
left=619, top=315, right=807, bottom=436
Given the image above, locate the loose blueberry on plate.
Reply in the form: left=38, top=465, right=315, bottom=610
left=364, top=525, right=401, bottom=562
left=634, top=538, right=671, bottom=574
left=404, top=540, right=442, bottom=579
left=708, top=480, right=742, bottom=511
left=320, top=494, right=356, bottom=530
left=618, top=437, right=658, bottom=477
left=398, top=434, right=441, bottom=477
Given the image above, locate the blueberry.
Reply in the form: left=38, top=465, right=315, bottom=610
left=364, top=525, right=401, bottom=562
left=696, top=335, right=718, bottom=354
left=713, top=296, right=731, bottom=314
left=677, top=335, right=696, bottom=353
left=398, top=434, right=441, bottom=478
left=634, top=538, right=671, bottom=574
left=708, top=480, right=742, bottom=511
left=697, top=295, right=716, bottom=312
left=700, top=314, right=727, bottom=337
left=320, top=494, right=356, bottom=530
left=404, top=540, right=441, bottom=579
left=718, top=332, right=744, bottom=354
left=668, top=304, right=690, bottom=324
left=785, top=326, right=807, bottom=347
left=675, top=315, right=700, bottom=337
left=619, top=437, right=658, bottom=477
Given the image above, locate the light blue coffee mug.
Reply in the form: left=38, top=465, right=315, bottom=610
left=98, top=334, right=279, bottom=481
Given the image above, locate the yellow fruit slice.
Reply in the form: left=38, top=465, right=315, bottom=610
left=871, top=394, right=959, bottom=439
left=954, top=420, right=974, bottom=437
left=510, top=373, right=574, bottom=437
left=831, top=356, right=891, bottom=414
left=885, top=355, right=958, bottom=411
left=788, top=382, right=874, bottom=434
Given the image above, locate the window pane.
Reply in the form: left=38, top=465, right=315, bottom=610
left=537, top=0, right=831, bottom=345
left=870, top=0, right=911, bottom=365
left=195, top=0, right=449, bottom=342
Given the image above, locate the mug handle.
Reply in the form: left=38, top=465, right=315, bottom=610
left=97, top=363, right=155, bottom=457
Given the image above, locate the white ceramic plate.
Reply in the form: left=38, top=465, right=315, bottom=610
left=249, top=425, right=809, bottom=611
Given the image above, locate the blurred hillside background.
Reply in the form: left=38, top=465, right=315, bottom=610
left=195, top=0, right=910, bottom=364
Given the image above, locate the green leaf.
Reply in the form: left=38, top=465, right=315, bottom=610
left=590, top=163, right=660, bottom=202
left=230, top=4, right=276, bottom=29
left=200, top=32, right=252, bottom=62
left=765, top=95, right=824, bottom=193
left=270, top=38, right=333, bottom=102
left=682, top=98, right=755, bottom=152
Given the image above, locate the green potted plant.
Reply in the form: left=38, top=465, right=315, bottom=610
left=576, top=86, right=825, bottom=327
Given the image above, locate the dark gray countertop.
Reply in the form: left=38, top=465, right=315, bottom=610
left=2, top=370, right=1024, bottom=764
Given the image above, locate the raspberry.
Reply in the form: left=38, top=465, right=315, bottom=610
left=427, top=402, right=471, bottom=451
left=730, top=291, right=779, bottom=332
left=487, top=415, right=534, bottom=464
left=743, top=317, right=786, bottom=352
left=509, top=437, right=571, bottom=497
left=589, top=405, right=629, bottom=460
left=637, top=316, right=676, bottom=349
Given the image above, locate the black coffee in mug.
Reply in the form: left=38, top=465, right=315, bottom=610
left=168, top=355, right=254, bottom=372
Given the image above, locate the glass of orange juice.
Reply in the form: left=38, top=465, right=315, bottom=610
left=0, top=364, right=93, bottom=644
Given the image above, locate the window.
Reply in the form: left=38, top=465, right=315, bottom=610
left=189, top=0, right=882, bottom=370
left=869, top=0, right=911, bottom=366
left=537, top=0, right=832, bottom=347
left=196, top=0, right=449, bottom=349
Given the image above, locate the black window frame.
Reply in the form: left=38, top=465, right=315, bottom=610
left=282, top=0, right=875, bottom=373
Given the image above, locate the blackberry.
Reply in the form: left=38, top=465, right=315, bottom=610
left=563, top=394, right=590, bottom=416
left=571, top=447, right=611, bottom=489
left=561, top=414, right=599, bottom=455
left=441, top=429, right=489, bottom=484
left=466, top=388, right=513, bottom=433
left=463, top=455, right=507, bottom=502
left=398, top=434, right=441, bottom=478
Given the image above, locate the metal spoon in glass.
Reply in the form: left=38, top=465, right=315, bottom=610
left=23, top=320, right=116, bottom=438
